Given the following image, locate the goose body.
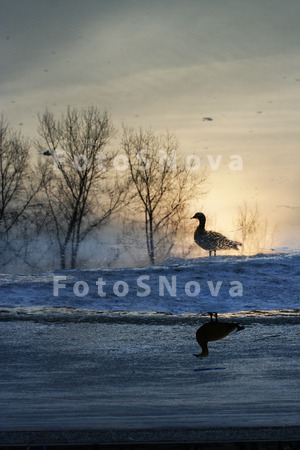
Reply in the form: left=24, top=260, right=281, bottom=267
left=191, top=212, right=242, bottom=256
left=194, top=312, right=244, bottom=358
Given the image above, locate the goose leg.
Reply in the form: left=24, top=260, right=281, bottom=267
left=208, top=312, right=218, bottom=322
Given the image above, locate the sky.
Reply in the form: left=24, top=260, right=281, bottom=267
left=1, top=0, right=300, bottom=249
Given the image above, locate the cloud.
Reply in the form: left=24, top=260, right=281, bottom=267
left=2, top=0, right=300, bottom=87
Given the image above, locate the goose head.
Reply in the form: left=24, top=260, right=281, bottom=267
left=191, top=212, right=206, bottom=223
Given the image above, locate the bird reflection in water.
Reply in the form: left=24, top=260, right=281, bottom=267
left=194, top=312, right=245, bottom=358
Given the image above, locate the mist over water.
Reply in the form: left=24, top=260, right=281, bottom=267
left=0, top=230, right=295, bottom=276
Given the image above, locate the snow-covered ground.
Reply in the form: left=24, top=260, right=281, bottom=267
left=0, top=251, right=299, bottom=316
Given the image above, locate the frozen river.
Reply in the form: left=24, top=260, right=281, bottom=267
left=0, top=312, right=300, bottom=444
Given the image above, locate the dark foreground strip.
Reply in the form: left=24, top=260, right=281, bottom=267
left=1, top=426, right=300, bottom=448
left=0, top=441, right=300, bottom=449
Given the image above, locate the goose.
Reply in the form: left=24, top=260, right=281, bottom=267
left=191, top=212, right=242, bottom=256
left=194, top=312, right=245, bottom=358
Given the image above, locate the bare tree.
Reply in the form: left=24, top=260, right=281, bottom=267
left=0, top=115, right=44, bottom=268
left=37, top=106, right=127, bottom=269
left=121, top=127, right=207, bottom=264
left=235, top=201, right=277, bottom=254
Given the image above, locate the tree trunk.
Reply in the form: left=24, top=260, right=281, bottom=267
left=60, top=245, right=66, bottom=270
left=71, top=241, right=79, bottom=269
left=148, top=213, right=155, bottom=264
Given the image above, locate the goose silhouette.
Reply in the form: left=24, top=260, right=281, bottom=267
left=191, top=212, right=242, bottom=256
left=194, top=312, right=245, bottom=358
